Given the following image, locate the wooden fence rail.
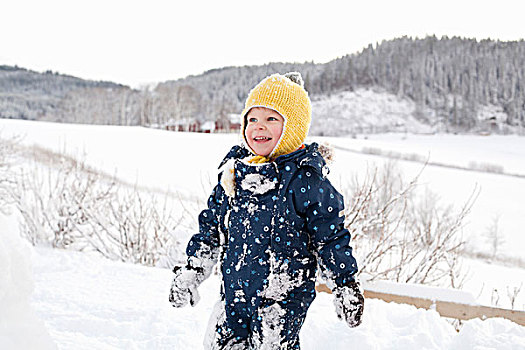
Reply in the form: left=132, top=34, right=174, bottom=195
left=316, top=284, right=525, bottom=326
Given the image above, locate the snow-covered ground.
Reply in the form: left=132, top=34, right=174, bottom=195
left=310, top=89, right=432, bottom=135
left=0, top=215, right=56, bottom=350
left=325, top=133, right=525, bottom=176
left=1, top=118, right=524, bottom=262
left=310, top=88, right=510, bottom=136
left=325, top=133, right=525, bottom=262
left=23, top=238, right=525, bottom=349
left=1, top=118, right=525, bottom=349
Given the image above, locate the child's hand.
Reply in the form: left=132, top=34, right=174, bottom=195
left=333, top=281, right=364, bottom=328
left=168, top=265, right=202, bottom=308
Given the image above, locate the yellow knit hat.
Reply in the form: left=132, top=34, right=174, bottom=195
left=241, top=72, right=312, bottom=162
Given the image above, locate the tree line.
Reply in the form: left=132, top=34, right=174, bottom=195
left=2, top=36, right=524, bottom=132
left=315, top=36, right=525, bottom=130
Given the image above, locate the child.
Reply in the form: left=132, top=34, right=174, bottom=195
left=169, top=72, right=364, bottom=350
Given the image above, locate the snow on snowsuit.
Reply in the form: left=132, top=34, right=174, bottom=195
left=186, top=143, right=358, bottom=349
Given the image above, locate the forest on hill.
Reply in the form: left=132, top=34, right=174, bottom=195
left=1, top=36, right=524, bottom=134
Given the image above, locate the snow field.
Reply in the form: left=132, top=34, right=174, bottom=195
left=1, top=118, right=525, bottom=348
left=2, top=118, right=524, bottom=261
left=28, top=245, right=525, bottom=349
left=1, top=119, right=525, bottom=306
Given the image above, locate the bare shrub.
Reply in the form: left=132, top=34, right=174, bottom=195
left=491, top=288, right=500, bottom=307
left=343, top=161, right=477, bottom=288
left=11, top=159, right=111, bottom=247
left=79, top=186, right=181, bottom=266
left=468, top=161, right=504, bottom=174
left=484, top=214, right=505, bottom=261
left=0, top=134, right=21, bottom=213
left=402, top=188, right=475, bottom=288
left=361, top=146, right=427, bottom=163
left=9, top=150, right=181, bottom=267
left=361, top=146, right=383, bottom=156
left=506, top=284, right=523, bottom=310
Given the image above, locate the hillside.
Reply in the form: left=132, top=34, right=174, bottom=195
left=310, top=89, right=430, bottom=135
left=156, top=36, right=525, bottom=134
left=0, top=65, right=138, bottom=124
left=2, top=37, right=525, bottom=134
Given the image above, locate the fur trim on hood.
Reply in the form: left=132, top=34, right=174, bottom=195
left=219, top=158, right=236, bottom=198
left=219, top=142, right=335, bottom=198
left=317, top=142, right=335, bottom=166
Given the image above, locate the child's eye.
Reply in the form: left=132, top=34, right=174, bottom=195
left=268, top=117, right=278, bottom=121
left=248, top=117, right=258, bottom=123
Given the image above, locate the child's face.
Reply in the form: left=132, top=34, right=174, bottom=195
left=245, top=107, right=284, bottom=157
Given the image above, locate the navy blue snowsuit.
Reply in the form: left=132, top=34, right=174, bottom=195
left=186, top=143, right=358, bottom=349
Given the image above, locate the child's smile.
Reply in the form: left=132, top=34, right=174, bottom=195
left=245, top=107, right=284, bottom=157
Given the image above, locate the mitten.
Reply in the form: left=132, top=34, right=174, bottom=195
left=333, top=281, right=364, bottom=328
left=168, top=265, right=204, bottom=307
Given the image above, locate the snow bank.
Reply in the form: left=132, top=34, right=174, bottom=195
left=0, top=213, right=56, bottom=350
left=449, top=317, right=525, bottom=349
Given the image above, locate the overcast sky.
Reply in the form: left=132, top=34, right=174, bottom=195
left=1, top=0, right=524, bottom=88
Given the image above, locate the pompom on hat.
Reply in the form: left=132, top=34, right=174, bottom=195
left=241, top=72, right=312, bottom=163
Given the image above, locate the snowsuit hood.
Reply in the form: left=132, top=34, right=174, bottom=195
left=218, top=143, right=333, bottom=199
